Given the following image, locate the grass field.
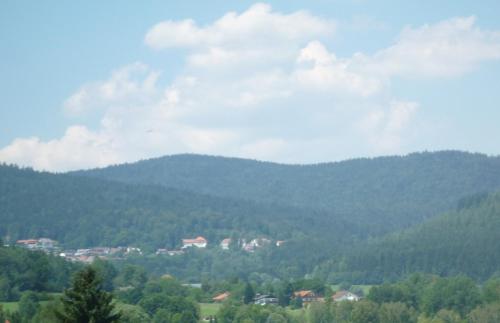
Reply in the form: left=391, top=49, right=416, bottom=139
left=0, top=300, right=54, bottom=313
left=0, top=293, right=61, bottom=314
left=199, top=303, right=221, bottom=317
left=0, top=301, right=19, bottom=312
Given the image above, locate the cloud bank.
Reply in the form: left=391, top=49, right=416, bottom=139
left=2, top=4, right=500, bottom=171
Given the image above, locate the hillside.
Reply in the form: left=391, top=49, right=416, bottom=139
left=327, top=192, right=500, bottom=282
left=0, top=165, right=356, bottom=250
left=75, top=151, right=500, bottom=234
left=4, top=151, right=500, bottom=282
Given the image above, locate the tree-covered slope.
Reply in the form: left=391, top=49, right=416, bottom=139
left=0, top=164, right=357, bottom=250
left=76, top=151, right=500, bottom=233
left=331, top=192, right=500, bottom=282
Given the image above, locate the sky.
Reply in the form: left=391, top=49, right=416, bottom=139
left=1, top=0, right=500, bottom=171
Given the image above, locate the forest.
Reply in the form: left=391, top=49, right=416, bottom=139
left=2, top=151, right=500, bottom=283
left=2, top=151, right=500, bottom=321
left=76, top=151, right=500, bottom=234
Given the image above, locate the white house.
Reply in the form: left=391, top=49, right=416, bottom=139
left=332, top=291, right=360, bottom=302
left=220, top=238, right=231, bottom=250
left=254, top=294, right=279, bottom=306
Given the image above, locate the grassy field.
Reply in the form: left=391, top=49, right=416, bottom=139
left=0, top=293, right=61, bottom=313
left=0, top=300, right=54, bottom=313
left=199, top=303, right=221, bottom=317
left=0, top=301, right=19, bottom=312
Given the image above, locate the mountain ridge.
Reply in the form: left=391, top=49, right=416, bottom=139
left=73, top=150, right=500, bottom=234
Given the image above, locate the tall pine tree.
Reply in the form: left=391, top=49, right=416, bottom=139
left=55, top=266, right=120, bottom=323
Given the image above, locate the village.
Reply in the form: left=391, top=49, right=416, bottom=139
left=13, top=236, right=364, bottom=312
left=13, top=235, right=287, bottom=263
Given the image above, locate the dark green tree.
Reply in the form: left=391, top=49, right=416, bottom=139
left=243, top=282, right=255, bottom=304
left=351, top=300, right=380, bottom=323
left=378, top=302, right=417, bottom=323
left=278, top=282, right=293, bottom=307
left=92, top=259, right=117, bottom=292
left=55, top=266, right=120, bottom=323
left=18, top=291, right=39, bottom=322
left=483, top=277, right=500, bottom=303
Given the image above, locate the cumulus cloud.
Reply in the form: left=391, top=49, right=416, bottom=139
left=294, top=41, right=382, bottom=96
left=145, top=3, right=335, bottom=50
left=146, top=3, right=335, bottom=73
left=360, top=16, right=500, bottom=78
left=0, top=126, right=120, bottom=171
left=2, top=5, right=500, bottom=171
left=64, top=62, right=160, bottom=115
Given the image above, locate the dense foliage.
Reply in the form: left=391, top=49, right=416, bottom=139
left=77, top=151, right=500, bottom=233
left=2, top=257, right=500, bottom=322
left=122, top=237, right=340, bottom=282
left=55, top=266, right=120, bottom=323
left=212, top=274, right=500, bottom=323
left=0, top=245, right=80, bottom=301
left=321, top=192, right=500, bottom=283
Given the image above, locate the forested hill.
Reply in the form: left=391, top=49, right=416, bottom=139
left=75, top=151, right=500, bottom=233
left=328, top=192, right=500, bottom=282
left=0, top=164, right=357, bottom=249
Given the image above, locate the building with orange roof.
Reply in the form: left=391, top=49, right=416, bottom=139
left=182, top=236, right=207, bottom=249
left=293, top=290, right=322, bottom=305
left=212, top=291, right=230, bottom=302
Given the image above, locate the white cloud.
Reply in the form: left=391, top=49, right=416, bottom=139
left=2, top=6, right=500, bottom=171
left=146, top=3, right=335, bottom=74
left=294, top=41, right=382, bottom=96
left=64, top=62, right=160, bottom=115
left=360, top=16, right=500, bottom=78
left=145, top=3, right=335, bottom=50
left=0, top=126, right=120, bottom=171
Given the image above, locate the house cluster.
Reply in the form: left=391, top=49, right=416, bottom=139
left=16, top=238, right=58, bottom=253
left=156, top=236, right=208, bottom=256
left=155, top=236, right=286, bottom=256
left=240, top=237, right=272, bottom=252
left=211, top=289, right=360, bottom=307
left=15, top=237, right=142, bottom=263
left=293, top=289, right=361, bottom=305
left=60, top=246, right=142, bottom=263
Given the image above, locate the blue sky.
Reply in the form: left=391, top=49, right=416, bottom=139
left=1, top=0, right=500, bottom=171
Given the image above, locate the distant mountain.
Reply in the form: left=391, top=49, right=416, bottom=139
left=0, top=164, right=355, bottom=250
left=327, top=192, right=500, bottom=282
left=75, top=151, right=500, bottom=234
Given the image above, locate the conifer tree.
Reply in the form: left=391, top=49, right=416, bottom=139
left=243, top=282, right=255, bottom=304
left=55, top=266, right=120, bottom=323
